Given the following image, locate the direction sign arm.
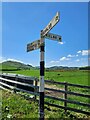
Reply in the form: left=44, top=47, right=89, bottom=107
left=41, top=12, right=60, bottom=37
left=45, top=32, right=62, bottom=42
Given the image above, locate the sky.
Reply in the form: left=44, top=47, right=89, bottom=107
left=1, top=1, right=90, bottom=2
left=1, top=2, right=89, bottom=67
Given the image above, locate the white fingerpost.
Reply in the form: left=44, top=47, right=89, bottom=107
left=26, top=11, right=61, bottom=120
left=39, top=33, right=45, bottom=120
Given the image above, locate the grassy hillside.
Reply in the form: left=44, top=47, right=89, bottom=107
left=0, top=61, right=33, bottom=71
left=0, top=64, right=17, bottom=70
left=1, top=60, right=89, bottom=71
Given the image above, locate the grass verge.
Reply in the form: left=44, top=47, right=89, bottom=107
left=1, top=90, right=90, bottom=120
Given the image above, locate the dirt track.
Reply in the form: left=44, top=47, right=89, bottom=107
left=45, top=84, right=64, bottom=98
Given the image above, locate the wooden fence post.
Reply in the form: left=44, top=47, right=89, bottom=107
left=34, top=78, right=38, bottom=100
left=14, top=74, right=18, bottom=93
left=64, top=82, right=67, bottom=113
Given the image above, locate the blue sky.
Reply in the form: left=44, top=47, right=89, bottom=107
left=1, top=2, right=89, bottom=67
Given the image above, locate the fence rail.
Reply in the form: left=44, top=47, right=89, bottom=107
left=45, top=80, right=90, bottom=89
left=0, top=73, right=90, bottom=115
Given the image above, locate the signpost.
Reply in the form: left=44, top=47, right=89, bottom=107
left=27, top=39, right=41, bottom=52
left=26, top=12, right=61, bottom=120
left=45, top=32, right=62, bottom=42
left=41, top=12, right=60, bottom=37
left=39, top=37, right=45, bottom=120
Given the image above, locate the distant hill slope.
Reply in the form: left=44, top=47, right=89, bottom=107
left=0, top=60, right=89, bottom=71
left=0, top=60, right=33, bottom=71
left=79, top=66, right=90, bottom=70
left=46, top=66, right=79, bottom=71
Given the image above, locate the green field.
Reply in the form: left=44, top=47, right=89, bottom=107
left=1, top=69, right=90, bottom=119
left=2, top=69, right=89, bottom=86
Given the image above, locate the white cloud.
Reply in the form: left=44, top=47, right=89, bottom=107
left=76, top=54, right=78, bottom=57
left=77, top=50, right=90, bottom=56
left=58, top=42, right=65, bottom=45
left=76, top=59, right=80, bottom=62
left=50, top=61, right=55, bottom=63
left=67, top=54, right=72, bottom=57
left=50, top=60, right=59, bottom=63
left=67, top=54, right=75, bottom=58
left=60, top=57, right=70, bottom=61
left=47, top=49, right=90, bottom=67
left=77, top=50, right=82, bottom=54
left=82, top=50, right=88, bottom=56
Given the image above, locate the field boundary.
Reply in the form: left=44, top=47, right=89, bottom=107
left=0, top=73, right=90, bottom=115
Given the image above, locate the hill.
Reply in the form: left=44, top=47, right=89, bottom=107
left=0, top=60, right=33, bottom=71
left=46, top=66, right=79, bottom=71
left=79, top=66, right=90, bottom=70
left=0, top=60, right=89, bottom=71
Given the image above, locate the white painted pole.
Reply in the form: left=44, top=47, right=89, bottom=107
left=39, top=31, right=45, bottom=120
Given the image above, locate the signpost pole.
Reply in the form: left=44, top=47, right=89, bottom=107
left=39, top=31, right=45, bottom=120
left=26, top=12, right=61, bottom=120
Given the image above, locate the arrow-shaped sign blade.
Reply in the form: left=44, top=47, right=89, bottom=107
left=45, top=32, right=62, bottom=42
left=41, top=12, right=60, bottom=37
left=27, top=39, right=41, bottom=52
